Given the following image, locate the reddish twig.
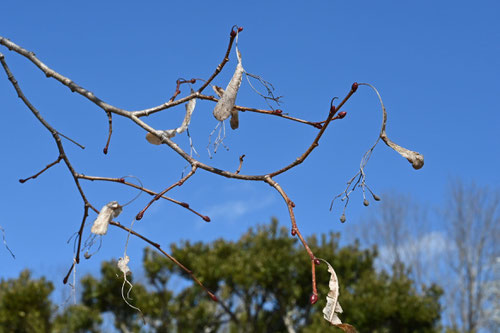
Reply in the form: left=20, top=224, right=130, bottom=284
left=235, top=154, right=245, bottom=174
left=169, top=78, right=196, bottom=102
left=18, top=155, right=62, bottom=183
left=268, top=84, right=357, bottom=178
left=103, top=111, right=113, bottom=154
left=197, top=26, right=240, bottom=94
left=108, top=220, right=238, bottom=323
left=264, top=176, right=318, bottom=297
left=197, top=94, right=323, bottom=128
left=77, top=174, right=210, bottom=222
left=136, top=165, right=198, bottom=220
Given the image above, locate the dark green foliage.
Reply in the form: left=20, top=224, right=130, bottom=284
left=0, top=219, right=443, bottom=332
left=0, top=270, right=53, bottom=333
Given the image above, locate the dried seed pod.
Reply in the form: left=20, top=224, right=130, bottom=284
left=381, top=132, right=424, bottom=169
left=90, top=201, right=122, bottom=235
left=213, top=85, right=239, bottom=129
left=213, top=47, right=244, bottom=122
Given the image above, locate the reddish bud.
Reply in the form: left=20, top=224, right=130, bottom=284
left=136, top=212, right=144, bottom=220
left=203, top=216, right=211, bottom=222
left=209, top=293, right=218, bottom=302
left=351, top=82, right=358, bottom=92
left=230, top=30, right=236, bottom=37
left=314, top=258, right=321, bottom=265
left=63, top=276, right=69, bottom=284
left=190, top=78, right=196, bottom=84
left=238, top=27, right=243, bottom=32
left=337, top=111, right=347, bottom=119
left=273, top=109, right=283, bottom=114
left=103, top=147, right=108, bottom=154
left=118, top=178, right=125, bottom=183
left=291, top=228, right=297, bottom=236
left=312, top=123, right=323, bottom=129
left=180, top=202, right=190, bottom=208
left=330, top=105, right=336, bottom=114
left=290, top=201, right=296, bottom=208
left=310, top=294, right=318, bottom=305
left=18, top=179, right=26, bottom=183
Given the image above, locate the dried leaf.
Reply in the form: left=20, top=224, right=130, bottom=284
left=213, top=48, right=244, bottom=122
left=319, top=258, right=358, bottom=332
left=145, top=93, right=197, bottom=144
left=90, top=201, right=122, bottom=235
left=320, top=258, right=343, bottom=325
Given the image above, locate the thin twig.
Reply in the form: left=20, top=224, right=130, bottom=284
left=269, top=84, right=358, bottom=178
left=264, top=176, right=318, bottom=297
left=103, top=111, right=113, bottom=154
left=18, top=156, right=62, bottom=183
left=0, top=225, right=15, bottom=259
left=235, top=154, right=245, bottom=174
left=0, top=53, right=94, bottom=273
left=77, top=173, right=210, bottom=222
left=136, top=165, right=198, bottom=220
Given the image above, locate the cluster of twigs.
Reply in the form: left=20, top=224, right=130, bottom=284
left=0, top=25, right=422, bottom=329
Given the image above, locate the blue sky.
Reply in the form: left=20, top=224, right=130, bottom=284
left=1, top=0, right=499, bottom=301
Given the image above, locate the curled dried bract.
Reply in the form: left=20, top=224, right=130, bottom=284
left=90, top=201, right=122, bottom=235
left=146, top=92, right=197, bottom=145
left=213, top=85, right=239, bottom=129
left=213, top=45, right=244, bottom=124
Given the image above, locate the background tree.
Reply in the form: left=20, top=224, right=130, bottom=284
left=0, top=270, right=53, bottom=333
left=350, top=182, right=500, bottom=333
left=442, top=181, right=500, bottom=333
left=76, top=219, right=442, bottom=332
left=0, top=271, right=101, bottom=333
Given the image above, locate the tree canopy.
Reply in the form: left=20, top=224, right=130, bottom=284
left=0, top=219, right=443, bottom=333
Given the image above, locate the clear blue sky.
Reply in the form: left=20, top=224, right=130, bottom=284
left=1, top=0, right=499, bottom=296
